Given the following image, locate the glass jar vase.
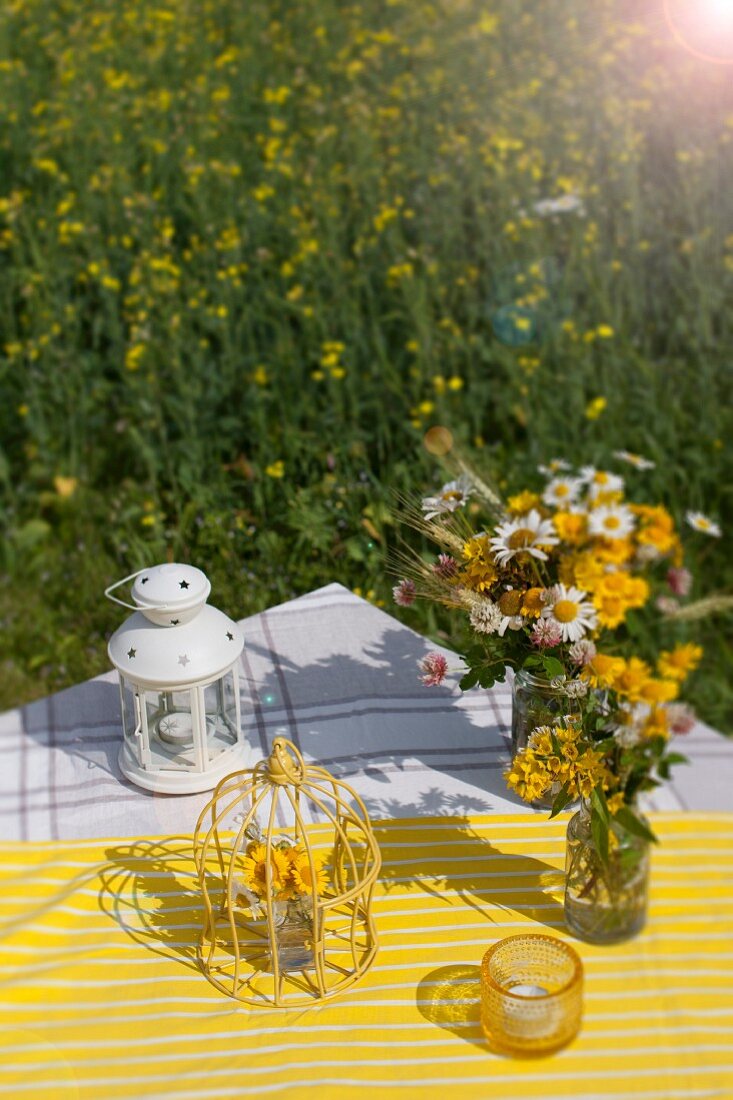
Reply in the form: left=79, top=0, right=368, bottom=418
left=510, top=670, right=585, bottom=807
left=564, top=801, right=650, bottom=944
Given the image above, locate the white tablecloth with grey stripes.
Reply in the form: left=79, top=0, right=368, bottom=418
left=1, top=582, right=731, bottom=841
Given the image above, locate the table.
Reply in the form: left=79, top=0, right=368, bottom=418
left=2, top=582, right=732, bottom=843
left=1, top=583, right=732, bottom=1098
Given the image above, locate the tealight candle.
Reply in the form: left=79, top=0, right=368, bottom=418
left=480, top=934, right=583, bottom=1056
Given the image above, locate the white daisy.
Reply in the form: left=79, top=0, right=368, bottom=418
left=613, top=450, right=655, bottom=470
left=686, top=511, right=721, bottom=538
left=580, top=466, right=625, bottom=499
left=538, top=458, right=571, bottom=477
left=587, top=504, right=636, bottom=540
left=541, top=583, right=598, bottom=643
left=422, top=474, right=473, bottom=521
left=532, top=194, right=586, bottom=218
left=542, top=476, right=583, bottom=508
left=498, top=614, right=524, bottom=637
left=490, top=509, right=559, bottom=566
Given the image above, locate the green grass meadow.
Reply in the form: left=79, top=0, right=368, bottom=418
left=1, top=0, right=731, bottom=727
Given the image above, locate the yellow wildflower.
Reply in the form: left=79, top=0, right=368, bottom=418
left=593, top=537, right=634, bottom=566
left=582, top=652, right=625, bottom=689
left=633, top=504, right=678, bottom=557
left=657, top=643, right=703, bottom=683
left=53, top=475, right=78, bottom=498
left=585, top=396, right=607, bottom=420
left=561, top=550, right=605, bottom=592
left=552, top=511, right=586, bottom=545
left=242, top=842, right=290, bottom=898
left=507, top=490, right=541, bottom=514
left=592, top=572, right=649, bottom=628
left=288, top=845, right=328, bottom=896
left=460, top=535, right=498, bottom=592
left=265, top=461, right=285, bottom=478
left=638, top=678, right=679, bottom=706
left=612, top=657, right=653, bottom=703
left=520, top=587, right=545, bottom=618
left=606, top=792, right=625, bottom=815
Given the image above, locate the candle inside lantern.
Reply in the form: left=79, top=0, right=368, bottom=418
left=480, top=934, right=583, bottom=1057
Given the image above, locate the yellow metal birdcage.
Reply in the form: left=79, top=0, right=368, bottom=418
left=193, top=737, right=381, bottom=1006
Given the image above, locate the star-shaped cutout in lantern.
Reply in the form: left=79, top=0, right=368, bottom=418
left=127, top=647, right=136, bottom=659
left=226, top=632, right=234, bottom=641
left=179, top=580, right=189, bottom=589
left=178, top=654, right=190, bottom=667
left=170, top=619, right=180, bottom=625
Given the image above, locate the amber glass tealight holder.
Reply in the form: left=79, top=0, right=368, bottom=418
left=480, top=934, right=583, bottom=1057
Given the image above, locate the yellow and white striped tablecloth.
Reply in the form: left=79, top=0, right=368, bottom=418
left=1, top=813, right=732, bottom=1099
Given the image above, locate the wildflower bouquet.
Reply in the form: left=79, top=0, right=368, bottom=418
left=394, top=453, right=718, bottom=849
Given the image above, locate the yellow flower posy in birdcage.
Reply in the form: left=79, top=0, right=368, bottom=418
left=193, top=737, right=381, bottom=1006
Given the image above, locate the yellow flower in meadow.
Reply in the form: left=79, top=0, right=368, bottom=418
left=386, top=262, right=414, bottom=286
left=585, top=396, right=607, bottom=420
left=657, top=643, right=703, bottom=682
left=53, top=475, right=78, bottom=498
left=125, top=344, right=145, bottom=371
left=552, top=511, right=586, bottom=544
left=265, top=461, right=285, bottom=478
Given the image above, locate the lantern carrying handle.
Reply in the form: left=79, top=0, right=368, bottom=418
left=104, top=568, right=171, bottom=612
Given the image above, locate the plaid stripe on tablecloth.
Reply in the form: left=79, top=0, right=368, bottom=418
left=1, top=814, right=732, bottom=1098
left=1, top=584, right=731, bottom=841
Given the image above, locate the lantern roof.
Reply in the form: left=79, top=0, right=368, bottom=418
left=130, top=563, right=211, bottom=625
left=108, top=603, right=244, bottom=687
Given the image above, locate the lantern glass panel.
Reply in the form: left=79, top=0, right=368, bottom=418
left=146, top=689, right=198, bottom=770
left=203, top=669, right=238, bottom=762
left=120, top=677, right=142, bottom=762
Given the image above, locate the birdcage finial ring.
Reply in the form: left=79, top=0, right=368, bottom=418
left=267, top=737, right=304, bottom=785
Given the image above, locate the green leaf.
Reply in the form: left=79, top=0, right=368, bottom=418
left=591, top=784, right=610, bottom=825
left=549, top=785, right=573, bottom=818
left=459, top=669, right=479, bottom=691
left=662, top=753, right=688, bottom=767
left=591, top=810, right=609, bottom=866
left=541, top=655, right=565, bottom=679
left=614, top=807, right=658, bottom=845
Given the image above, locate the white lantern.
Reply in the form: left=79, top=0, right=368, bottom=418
left=105, top=563, right=247, bottom=794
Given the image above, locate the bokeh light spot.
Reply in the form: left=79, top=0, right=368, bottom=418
left=491, top=304, right=536, bottom=346
left=423, top=426, right=454, bottom=456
